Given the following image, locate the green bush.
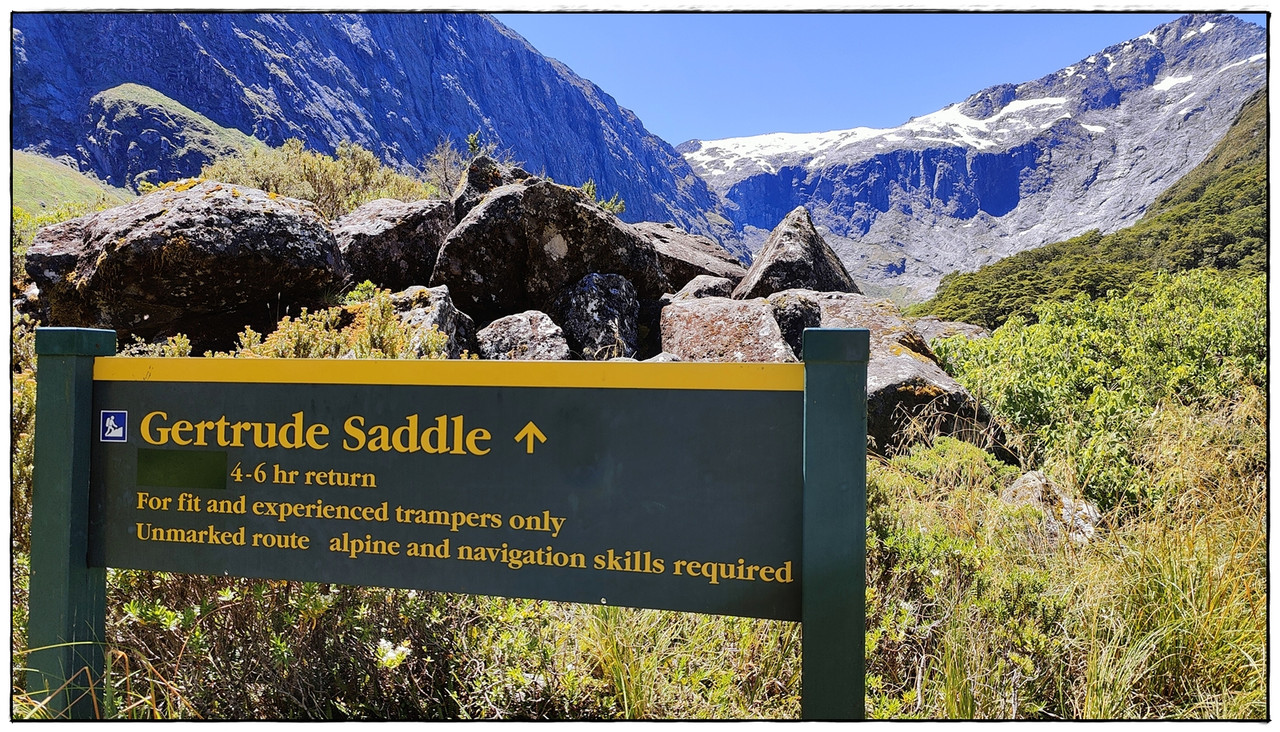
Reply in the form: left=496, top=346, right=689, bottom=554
left=934, top=269, right=1266, bottom=510
left=199, top=139, right=437, bottom=220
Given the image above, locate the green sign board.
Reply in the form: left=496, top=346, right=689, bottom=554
left=90, top=358, right=806, bottom=620
left=26, top=328, right=868, bottom=720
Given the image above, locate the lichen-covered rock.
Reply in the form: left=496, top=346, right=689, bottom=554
left=732, top=206, right=859, bottom=299
left=911, top=315, right=991, bottom=347
left=24, top=179, right=346, bottom=348
left=659, top=296, right=796, bottom=363
left=451, top=154, right=532, bottom=223
left=431, top=179, right=671, bottom=325
left=671, top=274, right=736, bottom=301
left=552, top=273, right=639, bottom=360
left=334, top=198, right=453, bottom=291
left=476, top=310, right=571, bottom=361
left=1002, top=470, right=1101, bottom=544
left=389, top=285, right=477, bottom=359
left=632, top=221, right=747, bottom=291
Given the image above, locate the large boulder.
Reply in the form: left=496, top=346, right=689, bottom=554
left=334, top=198, right=453, bottom=291
left=389, top=285, right=477, bottom=359
left=476, top=310, right=571, bottom=361
left=631, top=221, right=748, bottom=291
left=451, top=154, right=532, bottom=223
left=733, top=206, right=859, bottom=299
left=659, top=297, right=796, bottom=363
left=552, top=273, right=639, bottom=360
left=768, top=289, right=1004, bottom=456
left=431, top=179, right=671, bottom=326
left=24, top=179, right=345, bottom=347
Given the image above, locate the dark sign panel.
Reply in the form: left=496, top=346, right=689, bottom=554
left=90, top=359, right=805, bottom=620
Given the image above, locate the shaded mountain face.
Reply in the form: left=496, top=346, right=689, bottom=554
left=682, top=13, right=1267, bottom=302
left=12, top=12, right=737, bottom=247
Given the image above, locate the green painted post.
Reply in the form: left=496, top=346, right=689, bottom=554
left=801, top=328, right=869, bottom=720
left=27, top=327, right=116, bottom=718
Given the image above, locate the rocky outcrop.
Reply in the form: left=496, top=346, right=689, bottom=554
left=552, top=273, right=639, bottom=360
left=632, top=221, right=748, bottom=291
left=1002, top=470, right=1101, bottom=544
left=334, top=198, right=453, bottom=291
left=476, top=310, right=572, bottom=361
left=430, top=179, right=671, bottom=326
left=25, top=180, right=345, bottom=347
left=659, top=297, right=796, bottom=363
left=732, top=207, right=859, bottom=300
left=389, top=285, right=477, bottom=359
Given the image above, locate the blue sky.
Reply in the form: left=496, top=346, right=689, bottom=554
left=494, top=12, right=1268, bottom=146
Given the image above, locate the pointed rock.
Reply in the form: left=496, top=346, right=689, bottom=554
left=732, top=206, right=859, bottom=299
left=334, top=198, right=453, bottom=291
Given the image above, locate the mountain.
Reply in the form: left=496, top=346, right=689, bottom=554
left=12, top=12, right=739, bottom=248
left=681, top=13, right=1267, bottom=302
left=912, top=85, right=1267, bottom=329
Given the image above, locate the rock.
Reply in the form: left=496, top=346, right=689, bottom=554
left=631, top=221, right=747, bottom=291
left=451, top=154, right=531, bottom=223
left=765, top=290, right=823, bottom=359
left=24, top=180, right=346, bottom=348
left=388, top=285, right=477, bottom=359
left=476, top=310, right=571, bottom=361
left=334, top=198, right=453, bottom=291
left=659, top=297, right=796, bottom=363
left=911, top=315, right=991, bottom=346
left=732, top=206, right=859, bottom=299
left=768, top=288, right=1004, bottom=456
left=552, top=273, right=639, bottom=360
left=431, top=179, right=671, bottom=325
left=13, top=282, right=47, bottom=324
left=670, top=275, right=736, bottom=301
left=1002, top=470, right=1101, bottom=544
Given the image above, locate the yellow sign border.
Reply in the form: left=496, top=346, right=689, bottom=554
left=93, top=357, right=804, bottom=392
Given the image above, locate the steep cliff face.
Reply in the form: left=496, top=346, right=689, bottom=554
left=12, top=12, right=737, bottom=245
left=684, top=13, right=1267, bottom=301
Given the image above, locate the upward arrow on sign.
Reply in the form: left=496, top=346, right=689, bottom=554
left=514, top=422, right=547, bottom=454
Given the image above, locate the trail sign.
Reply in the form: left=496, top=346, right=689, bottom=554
left=26, top=327, right=868, bottom=720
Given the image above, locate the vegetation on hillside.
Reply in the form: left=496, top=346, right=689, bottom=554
left=197, top=139, right=438, bottom=220
left=911, top=87, right=1267, bottom=329
left=11, top=150, right=134, bottom=212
